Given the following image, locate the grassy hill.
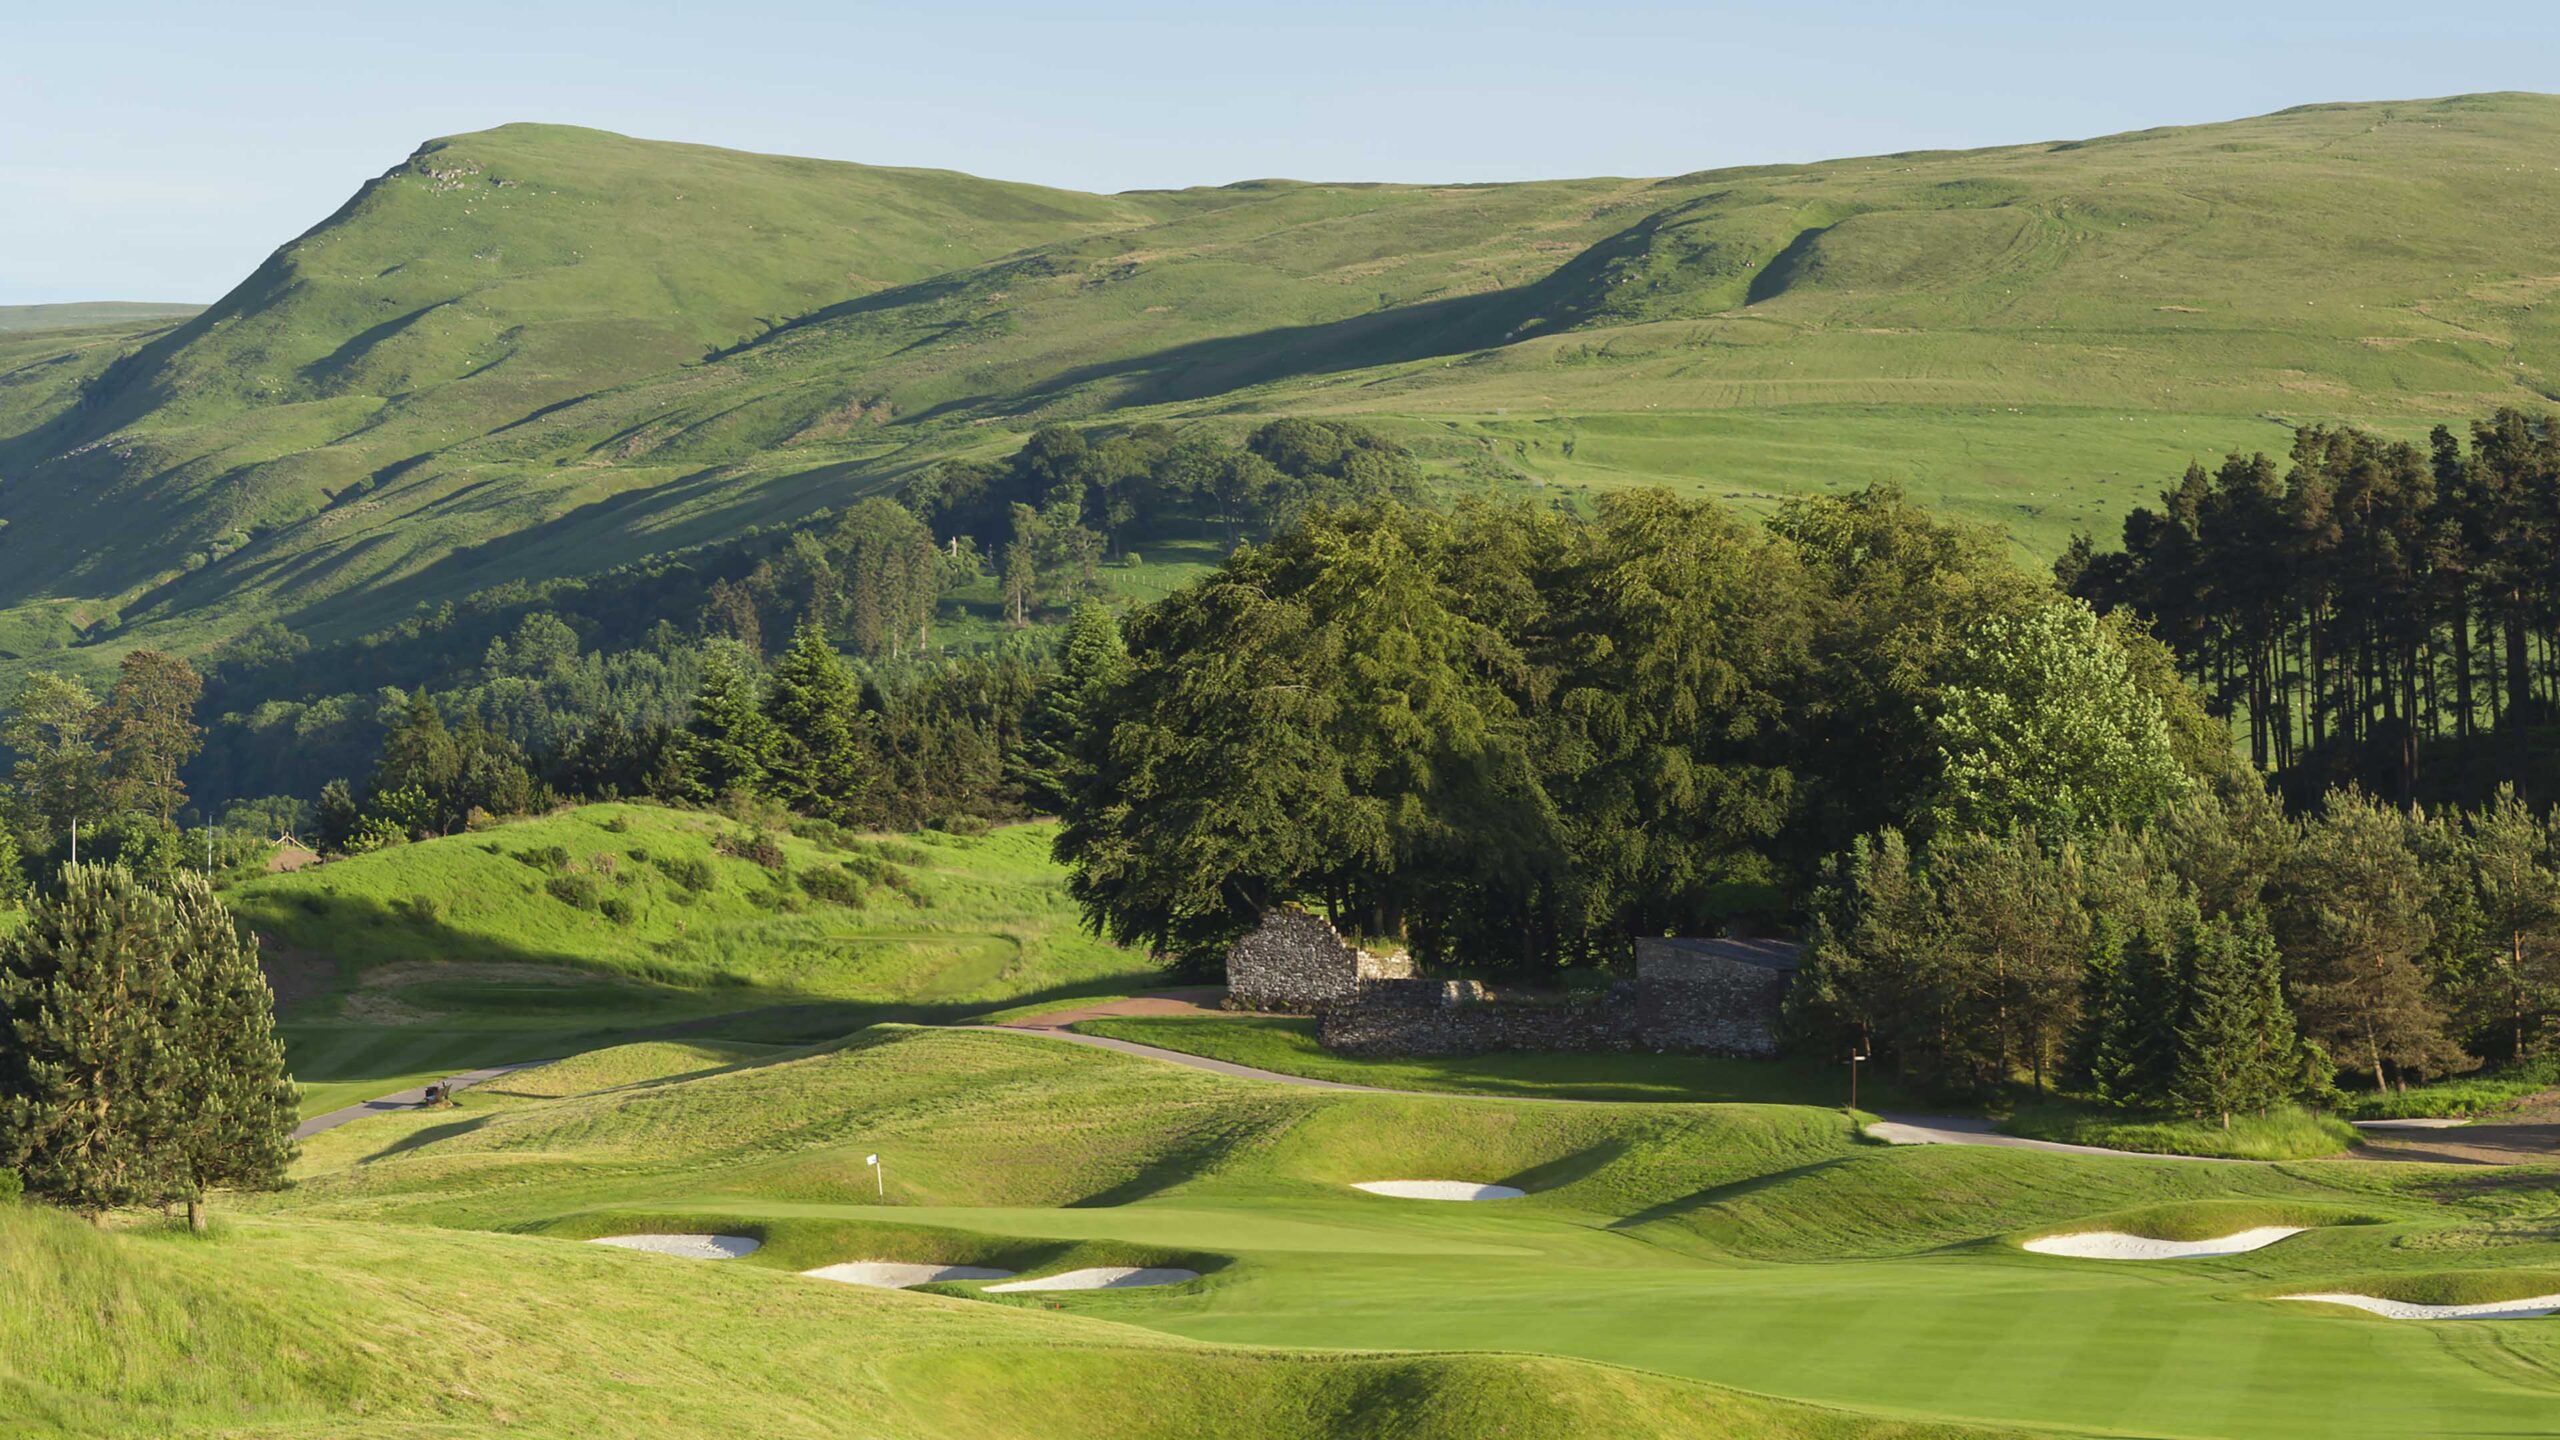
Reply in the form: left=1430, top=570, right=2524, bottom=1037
left=8, top=95, right=2560, bottom=674
left=211, top=1024, right=2560, bottom=1440
left=222, top=803, right=1161, bottom=1115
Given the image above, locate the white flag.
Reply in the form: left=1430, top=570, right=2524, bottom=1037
left=865, top=1154, right=879, bottom=1165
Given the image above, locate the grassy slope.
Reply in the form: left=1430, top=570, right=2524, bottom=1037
left=5, top=1206, right=1986, bottom=1440
left=223, top=802, right=1159, bottom=1114
left=8, top=95, right=2560, bottom=675
left=237, top=1025, right=2560, bottom=1440
left=1072, top=1012, right=1920, bottom=1109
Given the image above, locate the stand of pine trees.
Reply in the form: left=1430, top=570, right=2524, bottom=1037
left=2067, top=409, right=2560, bottom=807
left=0, top=865, right=296, bottom=1227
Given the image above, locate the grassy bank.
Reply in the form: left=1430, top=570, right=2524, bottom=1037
left=2000, top=1101, right=2360, bottom=1160
left=1069, top=1012, right=1913, bottom=1108
left=222, top=803, right=1162, bottom=1114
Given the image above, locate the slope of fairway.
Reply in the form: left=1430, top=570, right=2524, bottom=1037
left=224, top=803, right=1161, bottom=1115
left=248, top=1023, right=2560, bottom=1440
left=4, top=1207, right=2010, bottom=1440
left=9, top=95, right=2560, bottom=672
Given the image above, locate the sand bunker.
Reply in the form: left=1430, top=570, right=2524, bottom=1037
left=2024, top=1226, right=2305, bottom=1260
left=1352, top=1180, right=1526, bottom=1201
left=802, top=1262, right=1016, bottom=1289
left=587, top=1233, right=761, bottom=1260
left=2280, top=1291, right=2560, bottom=1320
left=984, top=1267, right=1201, bottom=1292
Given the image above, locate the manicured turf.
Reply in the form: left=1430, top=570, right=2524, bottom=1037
left=224, top=803, right=1162, bottom=1115
left=232, top=1025, right=2560, bottom=1440
left=1070, top=1012, right=1915, bottom=1109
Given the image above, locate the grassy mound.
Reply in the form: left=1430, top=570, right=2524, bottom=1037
left=2013, top=1199, right=2387, bottom=1245
left=533, top=1208, right=1214, bottom=1288
left=224, top=804, right=1162, bottom=1114
left=2269, top=1269, right=2560, bottom=1309
left=1072, top=1013, right=1912, bottom=1108
left=2000, top=1102, right=2359, bottom=1160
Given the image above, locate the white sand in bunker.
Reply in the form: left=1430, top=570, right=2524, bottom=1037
left=984, top=1267, right=1201, bottom=1292
left=2023, top=1226, right=2305, bottom=1260
left=587, top=1234, right=762, bottom=1260
left=2280, top=1291, right=2560, bottom=1321
left=802, top=1262, right=1017, bottom=1289
left=1351, top=1180, right=1526, bottom=1201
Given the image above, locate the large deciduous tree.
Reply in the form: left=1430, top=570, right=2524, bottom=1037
left=1922, top=598, right=2189, bottom=841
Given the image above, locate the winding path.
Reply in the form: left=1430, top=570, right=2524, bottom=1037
left=292, top=1062, right=550, bottom=1140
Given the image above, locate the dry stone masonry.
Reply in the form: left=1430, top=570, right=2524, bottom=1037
left=1227, top=921, right=1800, bottom=1060
left=1223, top=909, right=1418, bottom=1014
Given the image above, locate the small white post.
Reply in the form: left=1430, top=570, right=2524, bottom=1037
left=866, top=1153, right=882, bottom=1198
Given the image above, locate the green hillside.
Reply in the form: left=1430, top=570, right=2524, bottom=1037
left=221, top=803, right=1161, bottom=1115
left=7, top=95, right=2560, bottom=671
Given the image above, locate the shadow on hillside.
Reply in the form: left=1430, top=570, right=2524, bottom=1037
left=268, top=453, right=892, bottom=641
left=1602, top=1155, right=1857, bottom=1235
left=255, top=888, right=1171, bottom=1084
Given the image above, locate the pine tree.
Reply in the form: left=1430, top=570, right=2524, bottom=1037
left=2090, top=909, right=2183, bottom=1108
left=154, top=873, right=296, bottom=1230
left=0, top=865, right=185, bottom=1220
left=1012, top=601, right=1128, bottom=814
left=2171, top=909, right=2293, bottom=1127
left=764, top=620, right=870, bottom=822
left=2276, top=789, right=2465, bottom=1090
left=677, top=642, right=781, bottom=802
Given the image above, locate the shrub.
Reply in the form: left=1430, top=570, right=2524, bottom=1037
left=0, top=1167, right=20, bottom=1204
left=515, top=845, right=572, bottom=872
left=714, top=830, right=788, bottom=871
left=545, top=873, right=602, bottom=910
left=587, top=852, right=619, bottom=881
left=598, top=896, right=634, bottom=925
left=600, top=816, right=631, bottom=835
left=796, top=865, right=870, bottom=906
left=651, top=854, right=714, bottom=892
left=396, top=895, right=442, bottom=926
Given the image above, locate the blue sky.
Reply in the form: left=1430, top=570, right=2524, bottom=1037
left=6, top=1, right=2558, bottom=304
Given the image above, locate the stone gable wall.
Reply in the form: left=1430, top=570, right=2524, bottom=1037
left=1224, top=910, right=1417, bottom=1014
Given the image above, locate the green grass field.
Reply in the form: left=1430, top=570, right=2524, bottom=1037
left=183, top=1023, right=2560, bottom=1440
left=8, top=95, right=2560, bottom=679
left=222, top=803, right=1160, bottom=1115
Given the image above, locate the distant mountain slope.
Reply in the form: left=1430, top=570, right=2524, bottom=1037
left=5, top=95, right=2558, bottom=671
left=0, top=302, right=203, bottom=334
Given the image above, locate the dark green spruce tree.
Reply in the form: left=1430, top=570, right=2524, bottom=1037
left=1014, top=600, right=1129, bottom=814
left=764, top=620, right=870, bottom=823
left=2169, top=908, right=2298, bottom=1128
left=676, top=641, right=782, bottom=803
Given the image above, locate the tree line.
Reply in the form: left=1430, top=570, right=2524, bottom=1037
left=1791, top=782, right=2557, bottom=1109
left=1053, top=486, right=2229, bottom=972
left=2065, top=408, right=2560, bottom=806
